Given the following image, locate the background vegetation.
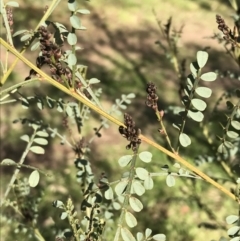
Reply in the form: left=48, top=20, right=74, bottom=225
left=1, top=0, right=240, bottom=241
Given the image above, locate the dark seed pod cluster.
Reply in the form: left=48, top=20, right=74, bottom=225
left=146, top=82, right=159, bottom=111
left=119, top=113, right=141, bottom=152
left=25, top=26, right=73, bottom=85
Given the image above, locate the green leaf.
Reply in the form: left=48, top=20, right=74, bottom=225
left=89, top=78, right=100, bottom=84
left=20, top=33, right=32, bottom=42
left=53, top=200, right=64, bottom=208
left=226, top=215, right=239, bottom=224
left=33, top=138, right=48, bottom=145
left=70, top=15, right=81, bottom=29
left=137, top=232, right=144, bottom=241
left=68, top=1, right=77, bottom=11
left=200, top=72, right=217, bottom=81
left=28, top=170, right=40, bottom=187
left=113, top=202, right=121, bottom=210
left=145, top=228, right=152, bottom=238
left=13, top=29, right=28, bottom=37
left=135, top=167, right=148, bottom=180
left=153, top=234, right=166, bottom=241
left=67, top=33, right=77, bottom=45
left=1, top=158, right=16, bottom=165
left=139, top=151, right=152, bottom=163
left=121, top=227, right=136, bottom=241
left=20, top=134, right=30, bottom=142
left=127, top=93, right=135, bottom=98
left=197, top=51, right=208, bottom=68
left=104, top=187, right=113, bottom=200
left=67, top=53, right=77, bottom=66
left=224, top=141, right=234, bottom=149
left=195, top=87, right=212, bottom=98
left=188, top=110, right=204, bottom=122
left=76, top=9, right=90, bottom=14
left=125, top=211, right=137, bottom=228
left=231, top=120, right=240, bottom=130
left=129, top=196, right=143, bottom=212
left=30, top=146, right=45, bottom=154
left=132, top=181, right=145, bottom=196
left=36, top=131, right=49, bottom=137
left=115, top=181, right=128, bottom=196
left=191, top=98, right=207, bottom=111
left=60, top=211, right=68, bottom=220
left=190, top=63, right=198, bottom=77
left=166, top=174, right=175, bottom=187
left=227, top=131, right=239, bottom=139
left=31, top=41, right=40, bottom=51
left=144, top=176, right=154, bottom=190
left=21, top=98, right=29, bottom=109
left=227, top=226, right=240, bottom=236
left=179, top=133, right=191, bottom=147
left=118, top=155, right=132, bottom=167
left=217, top=143, right=227, bottom=154
left=6, top=1, right=19, bottom=7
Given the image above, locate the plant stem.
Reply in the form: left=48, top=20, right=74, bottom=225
left=113, top=149, right=139, bottom=241
left=0, top=129, right=37, bottom=207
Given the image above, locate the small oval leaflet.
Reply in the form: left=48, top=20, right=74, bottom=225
left=139, top=151, right=152, bottom=163
left=195, top=87, right=212, bottom=98
left=60, top=212, right=68, bottom=220
left=227, top=131, right=239, bottom=139
left=53, top=200, right=64, bottom=208
left=28, top=170, right=40, bottom=187
left=121, top=227, right=136, bottom=241
left=113, top=202, right=121, bottom=210
left=191, top=98, right=207, bottom=111
left=70, top=15, right=81, bottom=29
left=33, top=138, right=48, bottom=145
left=137, top=232, right=144, bottom=241
left=68, top=1, right=77, bottom=11
left=6, top=1, right=19, bottom=7
left=166, top=174, right=175, bottom=187
left=227, top=226, right=240, bottom=236
left=135, top=167, right=148, bottom=180
left=153, top=234, right=166, bottom=241
left=118, top=155, right=132, bottom=167
left=190, top=63, right=197, bottom=77
left=1, top=158, right=16, bottom=165
left=145, top=228, right=152, bottom=238
left=217, top=143, right=227, bottom=154
left=125, top=211, right=137, bottom=228
left=76, top=9, right=90, bottom=14
left=188, top=110, right=204, bottom=122
left=13, top=29, right=28, bottom=37
left=231, top=121, right=240, bottom=130
left=30, top=146, right=45, bottom=154
left=200, top=72, right=217, bottom=82
left=20, top=134, right=30, bottom=142
left=31, top=41, right=40, bottom=51
left=104, top=187, right=113, bottom=200
left=36, top=131, right=49, bottom=137
left=68, top=53, right=77, bottom=66
left=129, top=196, right=143, bottom=212
left=89, top=78, right=100, bottom=85
left=20, top=33, right=32, bottom=42
left=179, top=133, right=191, bottom=147
left=197, top=51, right=208, bottom=68
left=144, top=176, right=154, bottom=190
left=226, top=215, right=239, bottom=224
left=132, top=181, right=145, bottom=196
left=115, top=181, right=128, bottom=196
left=67, top=33, right=77, bottom=45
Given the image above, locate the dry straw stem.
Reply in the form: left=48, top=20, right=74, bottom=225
left=0, top=38, right=237, bottom=202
